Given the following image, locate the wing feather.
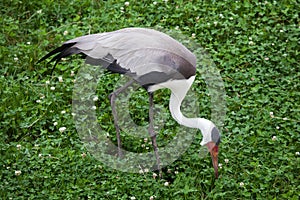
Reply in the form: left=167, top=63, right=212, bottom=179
left=40, top=28, right=196, bottom=82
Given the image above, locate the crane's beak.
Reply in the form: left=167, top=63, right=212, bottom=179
left=206, top=142, right=219, bottom=179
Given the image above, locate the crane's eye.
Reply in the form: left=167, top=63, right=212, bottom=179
left=211, top=127, right=221, bottom=145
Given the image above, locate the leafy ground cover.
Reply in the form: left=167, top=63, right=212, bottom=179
left=1, top=0, right=299, bottom=199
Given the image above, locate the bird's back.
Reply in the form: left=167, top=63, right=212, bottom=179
left=40, top=28, right=197, bottom=88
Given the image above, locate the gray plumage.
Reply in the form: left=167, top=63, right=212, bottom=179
left=39, top=27, right=196, bottom=89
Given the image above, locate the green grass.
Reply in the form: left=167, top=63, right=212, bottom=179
left=1, top=0, right=299, bottom=199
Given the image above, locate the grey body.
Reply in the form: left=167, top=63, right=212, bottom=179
left=40, top=28, right=196, bottom=89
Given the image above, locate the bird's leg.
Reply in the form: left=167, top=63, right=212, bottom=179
left=109, top=79, right=135, bottom=158
left=148, top=92, right=162, bottom=178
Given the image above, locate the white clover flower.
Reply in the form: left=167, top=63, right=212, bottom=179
left=63, top=30, right=68, bottom=36
left=27, top=42, right=31, bottom=45
left=70, top=70, right=75, bottom=76
left=239, top=182, right=244, bottom=187
left=219, top=14, right=224, bottom=18
left=36, top=99, right=41, bottom=103
left=130, top=197, right=136, bottom=200
left=150, top=196, right=155, bottom=200
left=269, top=112, right=274, bottom=117
left=264, top=57, right=269, bottom=61
left=272, top=136, right=277, bottom=141
left=93, top=96, right=99, bottom=101
left=283, top=117, right=288, bottom=120
left=81, top=152, right=87, bottom=158
left=249, top=41, right=254, bottom=45
left=16, top=144, right=21, bottom=149
left=214, top=21, right=218, bottom=26
left=139, top=169, right=144, bottom=174
left=152, top=173, right=157, bottom=179
left=50, top=86, right=55, bottom=91
left=276, top=126, right=280, bottom=129
left=164, top=182, right=169, bottom=186
left=59, top=127, right=66, bottom=133
left=38, top=153, right=43, bottom=157
left=124, top=1, right=130, bottom=6
left=229, top=17, right=234, bottom=20
left=144, top=168, right=149, bottom=173
left=58, top=76, right=63, bottom=82
left=14, top=57, right=19, bottom=61
left=175, top=171, right=179, bottom=174
left=45, top=80, right=50, bottom=84
left=218, top=163, right=222, bottom=169
left=153, top=1, right=157, bottom=5
left=295, top=152, right=300, bottom=156
left=53, top=122, right=58, bottom=126
left=36, top=9, right=42, bottom=14
left=92, top=106, right=97, bottom=110
left=280, top=29, right=284, bottom=33
left=225, top=158, right=229, bottom=163
left=61, top=110, right=66, bottom=114
left=144, top=138, right=148, bottom=142
left=175, top=26, right=179, bottom=30
left=191, top=33, right=196, bottom=38
left=15, top=170, right=22, bottom=176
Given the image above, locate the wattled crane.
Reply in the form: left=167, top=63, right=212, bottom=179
left=39, top=28, right=221, bottom=178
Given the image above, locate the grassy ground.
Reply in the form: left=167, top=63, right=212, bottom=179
left=1, top=0, right=299, bottom=199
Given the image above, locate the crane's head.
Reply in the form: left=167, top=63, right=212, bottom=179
left=199, top=121, right=221, bottom=179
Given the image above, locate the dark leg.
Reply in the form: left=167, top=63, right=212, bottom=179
left=148, top=92, right=162, bottom=177
left=109, top=79, right=135, bottom=158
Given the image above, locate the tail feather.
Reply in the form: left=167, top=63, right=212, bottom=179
left=38, top=43, right=77, bottom=63
left=38, top=42, right=81, bottom=73
left=38, top=40, right=132, bottom=76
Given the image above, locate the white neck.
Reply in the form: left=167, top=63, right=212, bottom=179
left=169, top=91, right=211, bottom=133
left=149, top=76, right=214, bottom=145
left=167, top=78, right=213, bottom=145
